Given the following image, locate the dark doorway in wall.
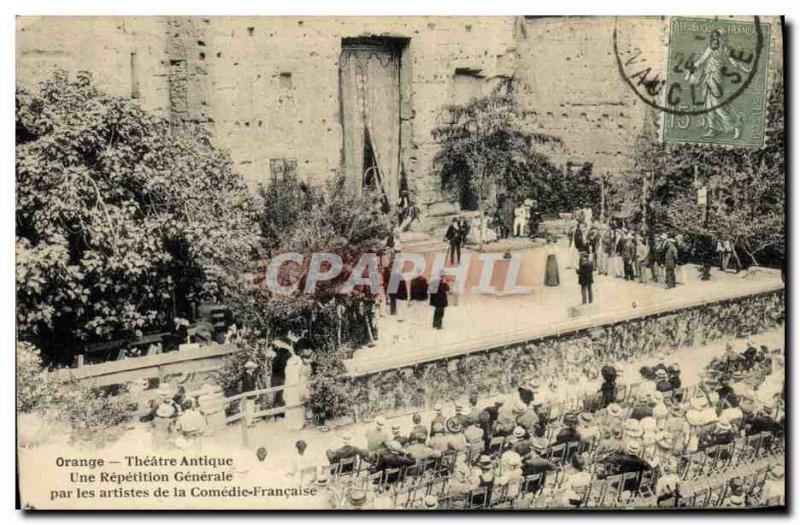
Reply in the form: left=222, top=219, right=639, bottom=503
left=339, top=37, right=409, bottom=207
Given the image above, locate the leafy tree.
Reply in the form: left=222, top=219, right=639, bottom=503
left=629, top=74, right=784, bottom=269
left=224, top=172, right=391, bottom=421
left=16, top=70, right=260, bottom=364
left=433, top=83, right=562, bottom=248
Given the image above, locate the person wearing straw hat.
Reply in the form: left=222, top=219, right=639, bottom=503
left=599, top=440, right=652, bottom=491
left=417, top=494, right=439, bottom=510
left=521, top=438, right=556, bottom=490
left=496, top=449, right=523, bottom=499
left=175, top=399, right=206, bottom=451
left=595, top=427, right=625, bottom=455
left=429, top=402, right=447, bottom=434
left=452, top=401, right=470, bottom=428
left=390, top=423, right=408, bottom=447
left=366, top=416, right=390, bottom=453
left=340, top=487, right=372, bottom=510
left=151, top=401, right=176, bottom=451
left=703, top=420, right=735, bottom=454
left=722, top=494, right=746, bottom=508
left=408, top=412, right=428, bottom=443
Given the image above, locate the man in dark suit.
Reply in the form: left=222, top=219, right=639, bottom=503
left=521, top=438, right=556, bottom=493
left=326, top=434, right=370, bottom=473
left=429, top=273, right=450, bottom=329
left=444, top=218, right=462, bottom=265
left=664, top=235, right=679, bottom=289
left=374, top=441, right=415, bottom=484
left=555, top=413, right=582, bottom=444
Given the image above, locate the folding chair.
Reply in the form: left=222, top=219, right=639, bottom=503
left=548, top=443, right=567, bottom=465
left=707, top=483, right=727, bottom=507
left=614, top=384, right=627, bottom=404
left=487, top=436, right=506, bottom=456
left=466, top=486, right=490, bottom=509
left=397, top=483, right=419, bottom=508
left=604, top=473, right=625, bottom=504
left=489, top=484, right=510, bottom=508
left=520, top=473, right=545, bottom=498
left=438, top=450, right=457, bottom=476
left=336, top=456, right=357, bottom=480
left=367, top=470, right=383, bottom=489
left=426, top=477, right=448, bottom=498
left=688, top=485, right=711, bottom=508
left=590, top=479, right=608, bottom=507
left=638, top=468, right=659, bottom=499
left=383, top=467, right=402, bottom=486
left=565, top=440, right=581, bottom=464
left=682, top=452, right=707, bottom=481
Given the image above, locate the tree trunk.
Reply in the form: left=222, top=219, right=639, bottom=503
left=478, top=191, right=484, bottom=252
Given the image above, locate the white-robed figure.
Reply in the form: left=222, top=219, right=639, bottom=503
left=686, top=28, right=753, bottom=139
left=280, top=342, right=311, bottom=431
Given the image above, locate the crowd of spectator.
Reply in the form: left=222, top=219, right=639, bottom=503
left=296, top=339, right=784, bottom=509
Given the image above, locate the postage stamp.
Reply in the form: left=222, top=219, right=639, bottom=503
left=661, top=17, right=771, bottom=147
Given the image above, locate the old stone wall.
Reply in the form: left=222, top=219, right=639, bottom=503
left=344, top=288, right=784, bottom=420
left=16, top=16, right=783, bottom=217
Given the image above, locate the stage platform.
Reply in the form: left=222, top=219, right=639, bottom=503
left=346, top=244, right=784, bottom=376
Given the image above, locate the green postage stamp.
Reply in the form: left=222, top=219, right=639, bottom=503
left=662, top=17, right=771, bottom=147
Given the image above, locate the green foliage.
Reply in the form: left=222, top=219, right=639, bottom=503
left=631, top=75, right=785, bottom=267
left=16, top=341, right=60, bottom=413
left=16, top=70, right=260, bottom=363
left=230, top=171, right=390, bottom=348
left=223, top=172, right=388, bottom=420
left=306, top=345, right=352, bottom=424
left=432, top=84, right=563, bottom=213
left=17, top=340, right=135, bottom=446
left=209, top=326, right=273, bottom=396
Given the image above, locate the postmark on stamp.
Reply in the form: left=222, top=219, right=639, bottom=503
left=614, top=17, right=771, bottom=148
left=661, top=17, right=771, bottom=147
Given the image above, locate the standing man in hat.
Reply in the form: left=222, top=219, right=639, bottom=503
left=429, top=271, right=450, bottom=330
left=444, top=217, right=462, bottom=265
left=622, top=230, right=637, bottom=281
left=636, top=232, right=650, bottom=283
left=664, top=234, right=679, bottom=289
left=577, top=250, right=594, bottom=305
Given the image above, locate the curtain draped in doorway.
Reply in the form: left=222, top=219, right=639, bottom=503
left=339, top=45, right=401, bottom=204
